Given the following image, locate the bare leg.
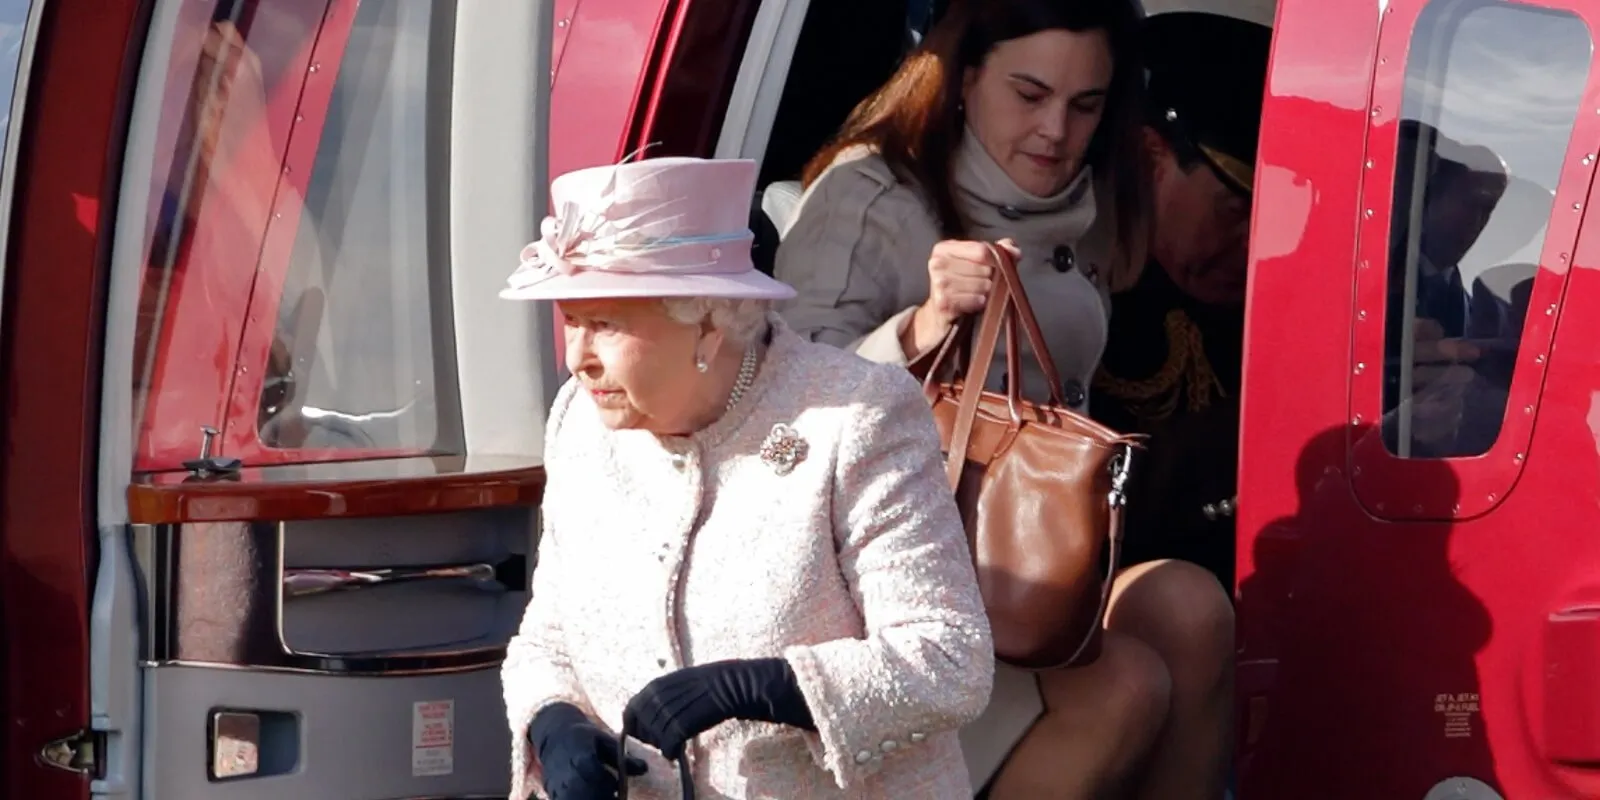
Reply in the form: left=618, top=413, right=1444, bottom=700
left=1107, top=560, right=1235, bottom=800
left=987, top=632, right=1172, bottom=800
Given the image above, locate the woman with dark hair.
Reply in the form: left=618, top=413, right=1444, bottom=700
left=774, top=1, right=1233, bottom=797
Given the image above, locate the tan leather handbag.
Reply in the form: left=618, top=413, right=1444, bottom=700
left=910, top=243, right=1143, bottom=670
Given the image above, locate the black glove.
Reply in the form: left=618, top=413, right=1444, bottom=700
left=529, top=702, right=647, bottom=800
left=622, top=658, right=816, bottom=759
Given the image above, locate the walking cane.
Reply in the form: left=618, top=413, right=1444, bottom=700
left=615, top=730, right=695, bottom=800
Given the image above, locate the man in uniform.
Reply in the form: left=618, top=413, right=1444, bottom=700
left=1090, top=6, right=1273, bottom=593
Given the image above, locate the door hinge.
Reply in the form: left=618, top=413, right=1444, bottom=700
left=38, top=729, right=100, bottom=775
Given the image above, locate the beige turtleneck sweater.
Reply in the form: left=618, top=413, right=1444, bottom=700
left=773, top=130, right=1114, bottom=411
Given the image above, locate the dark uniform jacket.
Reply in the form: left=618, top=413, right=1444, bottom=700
left=1091, top=260, right=1244, bottom=590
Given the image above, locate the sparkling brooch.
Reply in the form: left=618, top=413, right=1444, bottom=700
left=759, top=423, right=808, bottom=476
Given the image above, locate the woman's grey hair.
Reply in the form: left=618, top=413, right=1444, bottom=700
left=661, top=297, right=772, bottom=345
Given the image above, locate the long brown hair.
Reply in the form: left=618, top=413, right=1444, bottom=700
left=803, top=0, right=1149, bottom=277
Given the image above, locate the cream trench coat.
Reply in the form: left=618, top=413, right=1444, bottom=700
left=502, top=314, right=995, bottom=799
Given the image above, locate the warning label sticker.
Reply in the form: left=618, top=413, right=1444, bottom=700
left=413, top=699, right=455, bottom=777
left=1434, top=692, right=1479, bottom=739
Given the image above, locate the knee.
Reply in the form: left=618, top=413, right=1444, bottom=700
left=1044, top=634, right=1174, bottom=739
left=1113, top=633, right=1177, bottom=729
left=1109, top=560, right=1235, bottom=687
left=1103, top=636, right=1174, bottom=740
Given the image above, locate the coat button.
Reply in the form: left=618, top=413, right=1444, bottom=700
left=1051, top=245, right=1075, bottom=273
left=1063, top=378, right=1087, bottom=408
left=999, top=205, right=1023, bottom=221
left=908, top=732, right=926, bottom=743
left=670, top=453, right=686, bottom=470
left=657, top=658, right=667, bottom=667
left=854, top=749, right=874, bottom=764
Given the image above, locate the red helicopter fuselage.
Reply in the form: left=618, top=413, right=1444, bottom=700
left=0, top=0, right=1595, bottom=798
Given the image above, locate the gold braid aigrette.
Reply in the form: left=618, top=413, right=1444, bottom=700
left=1094, top=309, right=1224, bottom=424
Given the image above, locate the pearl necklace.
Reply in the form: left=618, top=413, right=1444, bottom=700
left=724, top=346, right=758, bottom=415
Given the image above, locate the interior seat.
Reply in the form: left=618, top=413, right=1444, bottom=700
left=750, top=197, right=782, bottom=276
left=761, top=180, right=805, bottom=240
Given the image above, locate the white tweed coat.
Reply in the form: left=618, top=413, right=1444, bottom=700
left=502, top=313, right=995, bottom=799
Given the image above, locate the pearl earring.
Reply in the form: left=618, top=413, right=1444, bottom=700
left=695, top=357, right=708, bottom=373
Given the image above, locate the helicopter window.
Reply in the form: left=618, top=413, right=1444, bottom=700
left=253, top=2, right=461, bottom=453
left=1379, top=0, right=1590, bottom=459
left=0, top=1, right=31, bottom=155
left=128, top=0, right=464, bottom=465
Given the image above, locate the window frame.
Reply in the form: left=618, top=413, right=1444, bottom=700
left=712, top=0, right=812, bottom=167
left=1348, top=0, right=1600, bottom=521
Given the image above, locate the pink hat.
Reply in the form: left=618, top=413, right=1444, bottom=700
left=499, top=157, right=796, bottom=301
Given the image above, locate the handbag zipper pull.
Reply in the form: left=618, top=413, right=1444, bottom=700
left=1108, top=447, right=1133, bottom=508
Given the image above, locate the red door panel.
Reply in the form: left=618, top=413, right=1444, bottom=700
left=1240, top=0, right=1600, bottom=797
left=0, top=1, right=146, bottom=796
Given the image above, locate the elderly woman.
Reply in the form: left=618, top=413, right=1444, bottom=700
left=499, top=155, right=994, bottom=800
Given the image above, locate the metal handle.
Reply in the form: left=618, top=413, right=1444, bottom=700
left=617, top=732, right=695, bottom=800
left=282, top=562, right=505, bottom=598
left=1201, top=495, right=1238, bottom=520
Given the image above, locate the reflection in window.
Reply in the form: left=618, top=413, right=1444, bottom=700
left=132, top=0, right=331, bottom=457
left=1381, top=0, right=1591, bottom=458
left=257, top=2, right=458, bottom=451
left=0, top=0, right=31, bottom=145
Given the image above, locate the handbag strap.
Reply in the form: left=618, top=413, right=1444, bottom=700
left=943, top=266, right=1015, bottom=489
left=986, top=242, right=1069, bottom=407
left=616, top=732, right=695, bottom=800
left=941, top=242, right=1073, bottom=489
left=918, top=245, right=1069, bottom=406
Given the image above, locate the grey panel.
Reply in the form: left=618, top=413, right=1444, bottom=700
left=280, top=508, right=530, bottom=655
left=281, top=508, right=525, bottom=567
left=142, top=663, right=511, bottom=799
left=92, top=523, right=146, bottom=798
